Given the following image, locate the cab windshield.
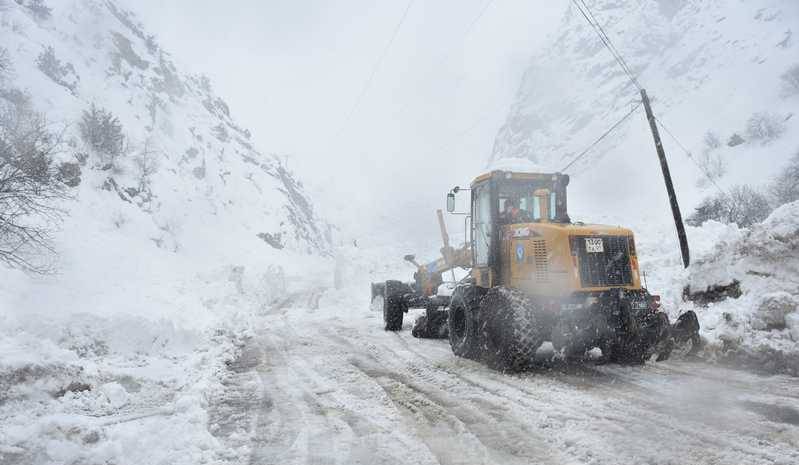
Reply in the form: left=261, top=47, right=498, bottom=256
left=498, top=181, right=558, bottom=224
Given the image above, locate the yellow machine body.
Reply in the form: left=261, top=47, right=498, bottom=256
left=467, top=170, right=642, bottom=297
left=473, top=222, right=641, bottom=295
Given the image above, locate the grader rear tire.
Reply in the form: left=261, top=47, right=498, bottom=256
left=383, top=280, right=405, bottom=331
left=479, top=287, right=543, bottom=372
left=448, top=286, right=481, bottom=359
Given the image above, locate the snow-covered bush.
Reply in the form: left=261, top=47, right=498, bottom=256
left=145, top=34, right=158, bottom=54
left=35, top=46, right=61, bottom=77
left=78, top=103, right=125, bottom=168
left=726, top=133, right=745, bottom=147
left=703, top=131, right=721, bottom=151
left=56, top=161, right=81, bottom=187
left=0, top=46, right=10, bottom=79
left=0, top=90, right=67, bottom=272
left=35, top=46, right=77, bottom=93
left=697, top=131, right=726, bottom=187
left=695, top=151, right=726, bottom=188
left=211, top=124, right=230, bottom=142
left=745, top=112, right=786, bottom=143
left=688, top=185, right=772, bottom=227
left=770, top=150, right=799, bottom=206
left=133, top=143, right=158, bottom=190
left=780, top=63, right=799, bottom=97
left=22, top=0, right=51, bottom=21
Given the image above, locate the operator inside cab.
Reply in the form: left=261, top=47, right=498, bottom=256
left=500, top=197, right=531, bottom=224
left=499, top=190, right=570, bottom=225
left=500, top=198, right=518, bottom=224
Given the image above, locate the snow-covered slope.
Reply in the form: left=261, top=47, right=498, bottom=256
left=1, top=0, right=330, bottom=257
left=0, top=2, right=333, bottom=462
left=491, top=0, right=798, bottom=214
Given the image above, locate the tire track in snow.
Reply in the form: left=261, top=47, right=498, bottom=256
left=323, top=322, right=799, bottom=465
left=320, top=327, right=564, bottom=465
left=213, top=290, right=799, bottom=465
left=272, top=315, right=440, bottom=465
left=247, top=329, right=347, bottom=465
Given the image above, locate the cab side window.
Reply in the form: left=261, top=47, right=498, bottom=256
left=473, top=185, right=491, bottom=266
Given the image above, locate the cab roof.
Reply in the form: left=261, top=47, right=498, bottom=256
left=470, top=170, right=565, bottom=187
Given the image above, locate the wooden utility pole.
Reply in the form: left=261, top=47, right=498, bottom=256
left=641, top=89, right=690, bottom=268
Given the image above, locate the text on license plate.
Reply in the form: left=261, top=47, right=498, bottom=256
left=585, top=238, right=604, bottom=253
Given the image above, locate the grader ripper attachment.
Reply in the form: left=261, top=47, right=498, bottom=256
left=370, top=170, right=700, bottom=371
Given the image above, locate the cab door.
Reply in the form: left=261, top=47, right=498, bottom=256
left=471, top=182, right=495, bottom=287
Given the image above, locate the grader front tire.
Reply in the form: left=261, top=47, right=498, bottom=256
left=480, top=287, right=544, bottom=372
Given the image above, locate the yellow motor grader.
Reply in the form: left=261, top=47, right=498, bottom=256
left=371, top=170, right=700, bottom=371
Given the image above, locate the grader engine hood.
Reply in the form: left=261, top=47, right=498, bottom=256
left=503, top=223, right=641, bottom=296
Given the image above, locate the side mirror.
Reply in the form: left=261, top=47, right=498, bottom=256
left=446, top=192, right=456, bottom=212
left=403, top=254, right=415, bottom=263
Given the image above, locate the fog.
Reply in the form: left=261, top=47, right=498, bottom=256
left=123, top=0, right=566, bottom=250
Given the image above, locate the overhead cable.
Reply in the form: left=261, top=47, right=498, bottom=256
left=560, top=101, right=642, bottom=172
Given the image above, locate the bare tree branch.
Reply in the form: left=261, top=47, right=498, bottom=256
left=0, top=89, right=69, bottom=273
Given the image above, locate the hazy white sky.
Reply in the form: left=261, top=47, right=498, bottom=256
left=123, top=1, right=567, bottom=247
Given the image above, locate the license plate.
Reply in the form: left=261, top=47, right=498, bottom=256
left=585, top=238, right=604, bottom=253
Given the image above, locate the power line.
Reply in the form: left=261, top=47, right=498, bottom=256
left=654, top=116, right=729, bottom=197
left=571, top=0, right=641, bottom=91
left=391, top=0, right=497, bottom=119
left=580, top=0, right=639, bottom=83
left=451, top=0, right=496, bottom=60
left=560, top=101, right=642, bottom=172
left=575, top=0, right=640, bottom=88
left=332, top=0, right=416, bottom=140
left=430, top=105, right=499, bottom=153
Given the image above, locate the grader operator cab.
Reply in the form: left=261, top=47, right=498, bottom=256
left=371, top=170, right=700, bottom=371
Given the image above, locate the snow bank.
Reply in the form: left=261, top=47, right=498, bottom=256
left=682, top=201, right=799, bottom=374
left=577, top=202, right=799, bottom=375
left=0, top=268, right=240, bottom=464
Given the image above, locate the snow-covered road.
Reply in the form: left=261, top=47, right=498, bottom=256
left=209, top=290, right=799, bottom=465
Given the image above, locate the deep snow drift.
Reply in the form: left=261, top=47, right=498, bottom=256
left=686, top=201, right=799, bottom=374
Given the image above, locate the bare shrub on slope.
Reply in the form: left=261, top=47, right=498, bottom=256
left=770, top=150, right=799, bottom=206
left=745, top=112, right=786, bottom=144
left=0, top=91, right=67, bottom=272
left=22, top=0, right=51, bottom=21
left=780, top=63, right=799, bottom=97
left=78, top=103, right=125, bottom=170
left=688, top=185, right=771, bottom=228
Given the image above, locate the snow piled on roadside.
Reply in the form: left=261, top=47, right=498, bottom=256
left=0, top=179, right=332, bottom=464
left=613, top=202, right=799, bottom=375
left=0, top=264, right=247, bottom=465
left=685, top=201, right=799, bottom=373
left=0, top=311, right=233, bottom=465
left=0, top=214, right=334, bottom=465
